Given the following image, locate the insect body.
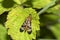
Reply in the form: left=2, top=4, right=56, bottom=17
left=20, top=14, right=32, bottom=34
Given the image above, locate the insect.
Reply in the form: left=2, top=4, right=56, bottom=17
left=20, top=14, right=32, bottom=34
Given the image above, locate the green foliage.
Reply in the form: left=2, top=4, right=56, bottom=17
left=0, top=24, right=7, bottom=40
left=0, top=0, right=18, bottom=15
left=0, top=0, right=60, bottom=40
left=32, top=0, right=52, bottom=9
left=40, top=2, right=60, bottom=40
left=47, top=4, right=60, bottom=14
left=40, top=14, right=60, bottom=27
left=13, top=0, right=27, bottom=4
left=49, top=23, right=60, bottom=40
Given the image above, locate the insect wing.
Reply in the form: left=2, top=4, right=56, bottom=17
left=27, top=28, right=32, bottom=34
left=20, top=26, right=24, bottom=32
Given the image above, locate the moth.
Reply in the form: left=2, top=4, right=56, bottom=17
left=20, top=14, right=32, bottom=34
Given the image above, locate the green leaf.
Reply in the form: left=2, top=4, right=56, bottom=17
left=0, top=0, right=18, bottom=15
left=46, top=4, right=60, bottom=15
left=0, top=24, right=7, bottom=40
left=32, top=0, right=52, bottom=9
left=5, top=6, right=40, bottom=40
left=49, top=23, right=60, bottom=40
left=13, top=0, right=27, bottom=4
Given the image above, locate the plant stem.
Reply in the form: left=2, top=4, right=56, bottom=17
left=38, top=0, right=56, bottom=15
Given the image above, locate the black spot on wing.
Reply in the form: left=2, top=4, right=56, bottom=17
left=20, top=26, right=24, bottom=32
left=27, top=29, right=32, bottom=34
left=27, top=30, right=32, bottom=34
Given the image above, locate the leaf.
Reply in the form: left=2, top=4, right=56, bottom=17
left=32, top=0, right=52, bottom=9
left=0, top=24, right=7, bottom=40
left=5, top=6, right=40, bottom=40
left=49, top=23, right=60, bottom=40
left=46, top=4, right=60, bottom=15
left=13, top=0, right=27, bottom=4
left=0, top=0, right=18, bottom=15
